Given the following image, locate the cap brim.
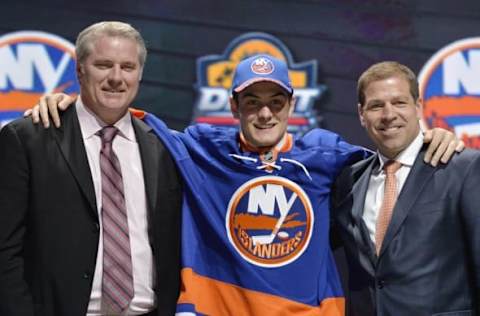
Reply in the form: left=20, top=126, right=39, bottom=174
left=233, top=78, right=292, bottom=94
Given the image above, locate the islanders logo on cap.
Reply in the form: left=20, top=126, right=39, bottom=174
left=251, top=57, right=274, bottom=74
left=194, top=32, right=325, bottom=135
left=419, top=37, right=480, bottom=148
left=0, top=31, right=79, bottom=128
left=226, top=176, right=313, bottom=268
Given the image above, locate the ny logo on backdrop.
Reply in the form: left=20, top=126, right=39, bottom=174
left=0, top=31, right=79, bottom=128
left=419, top=37, right=480, bottom=148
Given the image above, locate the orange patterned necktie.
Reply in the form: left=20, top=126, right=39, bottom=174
left=375, top=160, right=402, bottom=255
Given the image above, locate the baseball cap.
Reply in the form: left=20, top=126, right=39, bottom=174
left=231, top=54, right=293, bottom=95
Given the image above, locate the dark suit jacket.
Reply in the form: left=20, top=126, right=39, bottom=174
left=332, top=146, right=480, bottom=316
left=0, top=106, right=182, bottom=316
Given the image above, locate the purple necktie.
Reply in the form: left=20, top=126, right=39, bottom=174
left=98, top=126, right=134, bottom=312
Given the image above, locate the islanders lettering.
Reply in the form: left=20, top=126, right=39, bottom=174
left=226, top=176, right=313, bottom=268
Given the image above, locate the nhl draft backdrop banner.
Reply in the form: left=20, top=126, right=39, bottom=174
left=0, top=1, right=479, bottom=148
left=1, top=29, right=479, bottom=149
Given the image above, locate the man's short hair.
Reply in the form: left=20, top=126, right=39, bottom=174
left=75, top=21, right=147, bottom=66
left=357, top=61, right=419, bottom=107
left=231, top=90, right=293, bottom=104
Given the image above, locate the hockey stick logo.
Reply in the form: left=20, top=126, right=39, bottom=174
left=226, top=176, right=313, bottom=268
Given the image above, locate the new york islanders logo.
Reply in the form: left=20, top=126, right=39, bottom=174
left=194, top=32, right=325, bottom=135
left=226, top=176, right=313, bottom=268
left=419, top=37, right=480, bottom=148
left=251, top=57, right=274, bottom=74
left=0, top=31, right=79, bottom=127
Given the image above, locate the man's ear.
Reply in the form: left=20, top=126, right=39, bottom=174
left=230, top=97, right=240, bottom=119
left=415, top=98, right=423, bottom=120
left=76, top=63, right=84, bottom=82
left=358, top=103, right=366, bottom=127
left=138, top=66, right=144, bottom=82
left=288, top=95, right=296, bottom=116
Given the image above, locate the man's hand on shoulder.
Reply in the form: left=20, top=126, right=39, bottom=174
left=423, top=127, right=465, bottom=166
left=24, top=93, right=76, bottom=128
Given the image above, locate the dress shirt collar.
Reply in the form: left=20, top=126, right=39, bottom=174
left=75, top=97, right=135, bottom=142
left=376, top=131, right=424, bottom=172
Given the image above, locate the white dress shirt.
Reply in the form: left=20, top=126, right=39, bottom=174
left=362, top=132, right=424, bottom=245
left=76, top=99, right=156, bottom=315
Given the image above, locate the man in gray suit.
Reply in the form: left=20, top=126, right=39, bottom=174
left=332, top=61, right=480, bottom=315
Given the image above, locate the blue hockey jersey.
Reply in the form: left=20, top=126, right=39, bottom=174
left=143, top=113, right=368, bottom=315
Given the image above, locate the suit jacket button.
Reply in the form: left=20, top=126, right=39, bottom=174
left=377, top=280, right=385, bottom=289
left=83, top=272, right=90, bottom=279
left=92, top=223, right=100, bottom=232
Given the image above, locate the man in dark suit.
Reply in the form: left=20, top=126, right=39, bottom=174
left=0, top=21, right=182, bottom=316
left=332, top=61, right=480, bottom=315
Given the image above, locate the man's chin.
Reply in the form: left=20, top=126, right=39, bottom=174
left=251, top=137, right=280, bottom=149
left=378, top=143, right=404, bottom=159
left=99, top=100, right=130, bottom=110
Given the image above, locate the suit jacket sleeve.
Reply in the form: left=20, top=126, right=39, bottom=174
left=0, top=123, right=34, bottom=315
left=460, top=151, right=480, bottom=306
left=330, top=177, right=345, bottom=251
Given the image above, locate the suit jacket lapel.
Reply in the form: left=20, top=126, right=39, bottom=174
left=350, top=155, right=379, bottom=267
left=378, top=146, right=435, bottom=257
left=54, top=105, right=97, bottom=217
left=132, top=117, right=158, bottom=219
left=351, top=156, right=375, bottom=222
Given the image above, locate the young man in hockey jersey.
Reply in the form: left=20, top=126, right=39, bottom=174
left=28, top=54, right=462, bottom=315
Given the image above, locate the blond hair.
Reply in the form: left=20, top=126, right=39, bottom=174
left=75, top=21, right=147, bottom=66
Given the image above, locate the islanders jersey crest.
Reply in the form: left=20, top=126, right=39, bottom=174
left=419, top=37, right=480, bottom=148
left=0, top=31, right=79, bottom=128
left=194, top=32, right=325, bottom=135
left=226, top=176, right=314, bottom=268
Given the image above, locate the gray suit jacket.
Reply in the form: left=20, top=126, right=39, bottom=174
left=332, top=146, right=480, bottom=316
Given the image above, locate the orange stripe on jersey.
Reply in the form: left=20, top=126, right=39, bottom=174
left=178, top=268, right=345, bottom=316
left=239, top=133, right=294, bottom=171
left=239, top=132, right=293, bottom=154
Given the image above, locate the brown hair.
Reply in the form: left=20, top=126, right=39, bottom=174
left=357, top=61, right=419, bottom=107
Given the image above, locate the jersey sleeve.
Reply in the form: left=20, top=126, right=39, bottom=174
left=300, top=128, right=372, bottom=178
